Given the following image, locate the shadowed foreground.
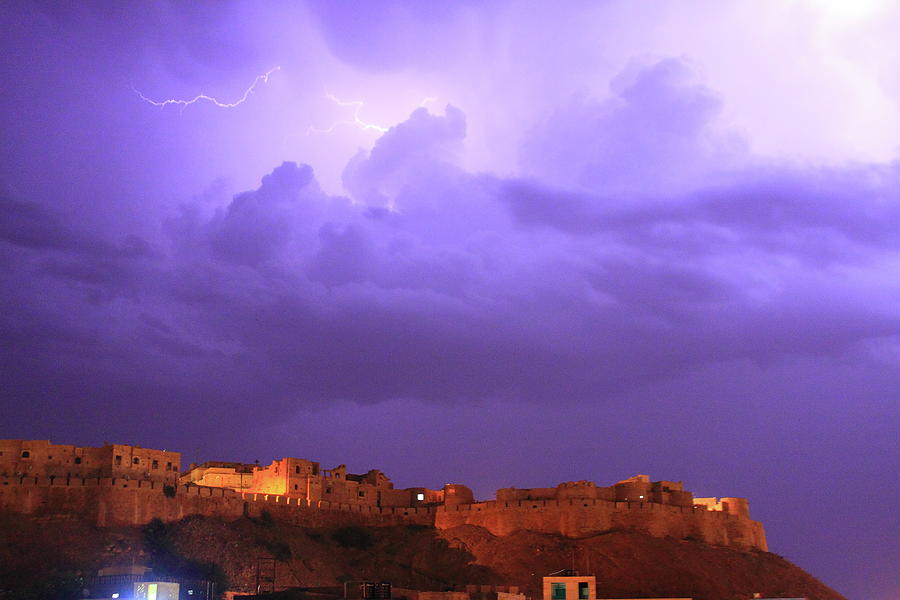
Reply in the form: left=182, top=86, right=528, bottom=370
left=0, top=513, right=844, bottom=600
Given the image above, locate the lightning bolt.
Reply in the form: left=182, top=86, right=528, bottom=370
left=307, top=91, right=391, bottom=135
left=132, top=66, right=281, bottom=111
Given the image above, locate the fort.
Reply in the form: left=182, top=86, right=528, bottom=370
left=0, top=439, right=767, bottom=552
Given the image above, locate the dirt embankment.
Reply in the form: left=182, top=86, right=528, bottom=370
left=0, top=513, right=844, bottom=600
left=437, top=525, right=844, bottom=600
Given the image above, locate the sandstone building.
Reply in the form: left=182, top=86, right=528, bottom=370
left=0, top=439, right=180, bottom=484
left=181, top=458, right=475, bottom=509
left=0, top=439, right=767, bottom=552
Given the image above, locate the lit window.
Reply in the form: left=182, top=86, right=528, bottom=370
left=416, top=493, right=425, bottom=501
left=552, top=583, right=566, bottom=600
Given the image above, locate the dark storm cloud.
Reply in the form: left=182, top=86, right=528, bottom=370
left=208, top=162, right=319, bottom=266
left=0, top=195, right=153, bottom=260
left=502, top=164, right=900, bottom=261
left=3, top=64, right=897, bottom=425
left=1, top=1, right=897, bottom=591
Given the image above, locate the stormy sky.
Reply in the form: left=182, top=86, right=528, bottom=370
left=1, top=2, right=898, bottom=598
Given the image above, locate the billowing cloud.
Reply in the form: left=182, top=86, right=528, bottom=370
left=519, top=57, right=747, bottom=194
left=1, top=5, right=898, bottom=593
left=3, top=61, right=897, bottom=425
left=342, top=105, right=467, bottom=206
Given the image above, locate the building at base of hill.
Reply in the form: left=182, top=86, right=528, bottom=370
left=0, top=439, right=180, bottom=483
left=543, top=570, right=596, bottom=600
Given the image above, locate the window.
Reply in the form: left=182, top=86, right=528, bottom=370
left=551, top=583, right=566, bottom=600
left=74, top=457, right=82, bottom=465
left=295, top=466, right=300, bottom=474
left=578, top=582, right=589, bottom=600
left=326, top=487, right=332, bottom=494
left=358, top=491, right=365, bottom=497
left=294, top=484, right=298, bottom=490
left=166, top=462, right=172, bottom=470
left=172, top=465, right=178, bottom=472
left=115, top=455, right=122, bottom=465
left=133, top=457, right=140, bottom=465
left=416, top=493, right=425, bottom=501
left=47, top=455, right=53, bottom=460
left=152, top=460, right=159, bottom=470
left=21, top=451, right=30, bottom=458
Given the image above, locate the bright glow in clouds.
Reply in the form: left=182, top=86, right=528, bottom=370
left=804, top=0, right=883, bottom=22
left=132, top=66, right=281, bottom=111
left=3, top=3, right=900, bottom=599
left=306, top=92, right=440, bottom=138
left=307, top=91, right=391, bottom=135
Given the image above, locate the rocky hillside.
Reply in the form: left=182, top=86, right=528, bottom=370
left=0, top=512, right=844, bottom=600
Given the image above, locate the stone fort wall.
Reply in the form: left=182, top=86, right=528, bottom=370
left=0, top=476, right=766, bottom=551
left=435, top=498, right=766, bottom=551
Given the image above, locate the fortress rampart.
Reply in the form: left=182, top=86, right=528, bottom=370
left=434, top=497, right=766, bottom=550
left=0, top=441, right=767, bottom=552
left=0, top=475, right=767, bottom=552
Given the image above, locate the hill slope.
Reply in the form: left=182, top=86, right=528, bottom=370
left=0, top=513, right=844, bottom=600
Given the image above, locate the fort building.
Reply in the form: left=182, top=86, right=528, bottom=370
left=180, top=458, right=475, bottom=509
left=0, top=439, right=767, bottom=552
left=0, top=439, right=180, bottom=484
left=496, top=475, right=696, bottom=509
left=182, top=461, right=256, bottom=490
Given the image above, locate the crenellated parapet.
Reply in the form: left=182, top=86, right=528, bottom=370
left=0, top=441, right=766, bottom=552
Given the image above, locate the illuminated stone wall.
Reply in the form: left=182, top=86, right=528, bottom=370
left=433, top=498, right=767, bottom=551
left=0, top=440, right=180, bottom=484
left=182, top=462, right=254, bottom=489
left=0, top=441, right=765, bottom=552
left=0, top=475, right=765, bottom=551
left=0, top=475, right=435, bottom=528
left=496, top=477, right=693, bottom=509
left=181, top=456, right=466, bottom=510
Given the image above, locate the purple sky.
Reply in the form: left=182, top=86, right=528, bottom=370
left=1, top=2, right=898, bottom=598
